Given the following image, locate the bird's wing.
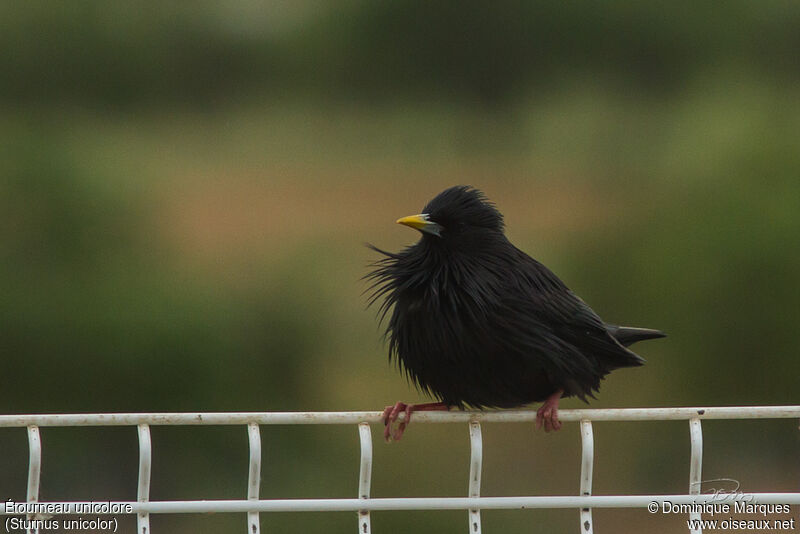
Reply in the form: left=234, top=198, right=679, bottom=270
left=511, top=248, right=646, bottom=369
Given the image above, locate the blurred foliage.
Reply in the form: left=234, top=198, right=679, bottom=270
left=2, top=1, right=800, bottom=108
left=1, top=2, right=799, bottom=533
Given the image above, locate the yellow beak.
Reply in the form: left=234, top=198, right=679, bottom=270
left=396, top=214, right=429, bottom=230
left=396, top=213, right=442, bottom=236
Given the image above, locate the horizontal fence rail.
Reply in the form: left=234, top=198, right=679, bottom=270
left=2, top=405, right=800, bottom=427
left=2, top=406, right=799, bottom=534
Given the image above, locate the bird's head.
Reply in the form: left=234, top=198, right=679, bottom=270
left=396, top=185, right=504, bottom=240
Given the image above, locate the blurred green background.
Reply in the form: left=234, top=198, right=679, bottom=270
left=1, top=2, right=799, bottom=533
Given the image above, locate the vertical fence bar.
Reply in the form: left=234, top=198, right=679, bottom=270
left=247, top=423, right=262, bottom=534
left=579, top=420, right=594, bottom=534
left=26, top=426, right=42, bottom=534
left=467, top=421, right=482, bottom=534
left=137, top=424, right=152, bottom=534
left=357, top=423, right=372, bottom=534
left=688, top=417, right=703, bottom=534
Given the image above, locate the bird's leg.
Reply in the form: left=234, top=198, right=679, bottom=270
left=535, top=389, right=564, bottom=432
left=382, top=401, right=449, bottom=442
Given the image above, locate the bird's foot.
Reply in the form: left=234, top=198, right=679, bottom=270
left=535, top=389, right=564, bottom=433
left=382, top=401, right=449, bottom=442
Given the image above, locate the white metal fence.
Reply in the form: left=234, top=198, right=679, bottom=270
left=2, top=406, right=799, bottom=534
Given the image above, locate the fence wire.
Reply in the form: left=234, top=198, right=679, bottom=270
left=2, top=406, right=799, bottom=534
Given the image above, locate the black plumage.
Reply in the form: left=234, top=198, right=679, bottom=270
left=367, top=185, right=664, bottom=440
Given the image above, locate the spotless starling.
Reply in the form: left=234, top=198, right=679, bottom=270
left=367, top=186, right=664, bottom=441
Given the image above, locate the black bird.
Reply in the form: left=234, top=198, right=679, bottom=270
left=367, top=186, right=664, bottom=441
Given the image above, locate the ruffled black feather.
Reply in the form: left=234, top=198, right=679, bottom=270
left=366, top=186, right=662, bottom=409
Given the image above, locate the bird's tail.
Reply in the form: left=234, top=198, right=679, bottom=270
left=606, top=325, right=666, bottom=347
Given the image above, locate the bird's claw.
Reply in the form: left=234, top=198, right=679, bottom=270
left=383, top=401, right=413, bottom=442
left=535, top=390, right=563, bottom=433
left=535, top=404, right=561, bottom=432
